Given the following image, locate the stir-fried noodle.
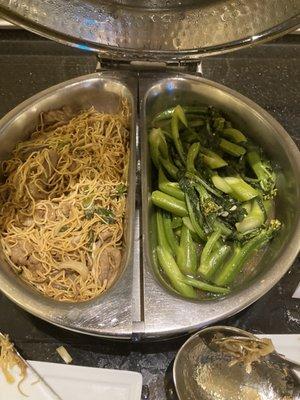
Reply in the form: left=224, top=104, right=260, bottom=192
left=0, top=334, right=27, bottom=390
left=0, top=103, right=130, bottom=301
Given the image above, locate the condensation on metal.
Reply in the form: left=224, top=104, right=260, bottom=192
left=0, top=1, right=299, bottom=61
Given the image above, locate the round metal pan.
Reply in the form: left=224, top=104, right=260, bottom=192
left=0, top=72, right=299, bottom=339
left=0, top=0, right=299, bottom=61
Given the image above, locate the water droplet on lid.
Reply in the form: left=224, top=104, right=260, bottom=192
left=162, top=14, right=171, bottom=23
left=172, top=37, right=182, bottom=49
left=111, top=318, right=119, bottom=326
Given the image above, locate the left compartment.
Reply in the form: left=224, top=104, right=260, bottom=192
left=0, top=72, right=137, bottom=338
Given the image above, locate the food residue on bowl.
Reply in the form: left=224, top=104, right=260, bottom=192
left=211, top=335, right=275, bottom=373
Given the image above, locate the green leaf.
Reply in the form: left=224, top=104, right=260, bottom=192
left=94, top=207, right=115, bottom=224
left=115, top=183, right=127, bottom=197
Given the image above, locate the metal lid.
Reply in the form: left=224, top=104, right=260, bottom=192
left=0, top=0, right=299, bottom=62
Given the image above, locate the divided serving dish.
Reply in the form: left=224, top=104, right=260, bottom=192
left=0, top=71, right=299, bottom=339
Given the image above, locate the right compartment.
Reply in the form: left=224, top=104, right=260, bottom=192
left=140, top=74, right=300, bottom=338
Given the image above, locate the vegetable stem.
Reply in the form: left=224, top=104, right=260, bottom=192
left=156, top=210, right=172, bottom=255
left=158, top=169, right=184, bottom=201
left=247, top=148, right=276, bottom=193
left=219, top=138, right=246, bottom=157
left=221, top=128, right=247, bottom=144
left=152, top=191, right=188, bottom=217
left=171, top=216, right=183, bottom=229
left=152, top=106, right=209, bottom=124
left=163, top=211, right=179, bottom=254
left=223, top=177, right=258, bottom=201
left=187, top=142, right=200, bottom=174
left=185, top=194, right=206, bottom=240
left=235, top=199, right=265, bottom=233
left=207, top=245, right=231, bottom=280
left=198, top=230, right=222, bottom=278
left=156, top=246, right=196, bottom=298
left=213, top=220, right=281, bottom=286
left=177, top=225, right=197, bottom=275
left=182, top=276, right=230, bottom=295
left=200, top=146, right=227, bottom=169
left=171, top=106, right=187, bottom=164
left=149, top=128, right=178, bottom=179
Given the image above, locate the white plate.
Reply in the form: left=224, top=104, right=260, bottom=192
left=257, top=334, right=300, bottom=380
left=257, top=334, right=300, bottom=365
left=0, top=361, right=142, bottom=400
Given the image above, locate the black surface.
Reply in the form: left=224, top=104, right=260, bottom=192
left=0, top=31, right=299, bottom=399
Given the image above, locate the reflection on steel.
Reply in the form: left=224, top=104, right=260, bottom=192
left=0, top=18, right=16, bottom=28
left=0, top=1, right=299, bottom=61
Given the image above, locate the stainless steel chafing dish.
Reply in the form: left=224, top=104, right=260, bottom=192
left=0, top=71, right=299, bottom=339
left=0, top=1, right=299, bottom=339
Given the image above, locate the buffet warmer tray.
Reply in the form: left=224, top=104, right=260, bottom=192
left=0, top=1, right=299, bottom=340
left=0, top=69, right=299, bottom=340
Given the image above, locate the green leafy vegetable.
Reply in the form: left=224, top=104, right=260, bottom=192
left=114, top=183, right=127, bottom=197
left=149, top=104, right=281, bottom=299
left=84, top=200, right=115, bottom=224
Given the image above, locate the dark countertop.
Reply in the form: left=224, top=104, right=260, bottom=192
left=0, top=31, right=299, bottom=400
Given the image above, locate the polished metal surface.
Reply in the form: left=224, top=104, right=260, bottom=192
left=173, top=326, right=300, bottom=400
left=0, top=18, right=14, bottom=28
left=0, top=1, right=299, bottom=61
left=0, top=72, right=137, bottom=338
left=0, top=72, right=299, bottom=339
left=140, top=73, right=300, bottom=338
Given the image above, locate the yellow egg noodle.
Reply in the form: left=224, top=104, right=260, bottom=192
left=0, top=334, right=27, bottom=389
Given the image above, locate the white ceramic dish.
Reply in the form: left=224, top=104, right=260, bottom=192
left=0, top=361, right=143, bottom=400
left=257, top=334, right=300, bottom=369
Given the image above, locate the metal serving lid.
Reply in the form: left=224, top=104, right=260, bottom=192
left=0, top=0, right=299, bottom=62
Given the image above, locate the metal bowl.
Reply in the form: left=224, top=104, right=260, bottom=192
left=140, top=72, right=300, bottom=338
left=0, top=71, right=299, bottom=339
left=0, top=72, right=137, bottom=338
left=0, top=1, right=299, bottom=61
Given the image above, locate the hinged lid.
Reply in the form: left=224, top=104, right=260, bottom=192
left=0, top=0, right=299, bottom=62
